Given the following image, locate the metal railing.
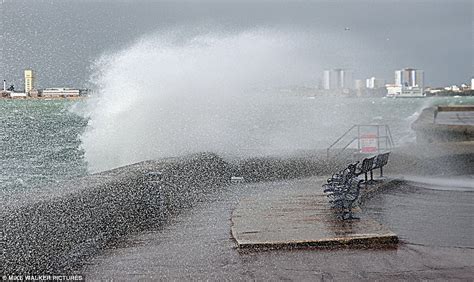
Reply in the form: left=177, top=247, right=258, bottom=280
left=326, top=124, right=394, bottom=158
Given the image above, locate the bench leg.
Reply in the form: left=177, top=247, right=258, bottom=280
left=370, top=170, right=374, bottom=181
left=364, top=172, right=368, bottom=183
left=343, top=206, right=360, bottom=220
left=380, top=167, right=383, bottom=177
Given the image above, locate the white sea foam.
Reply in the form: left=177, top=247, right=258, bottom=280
left=397, top=98, right=437, bottom=146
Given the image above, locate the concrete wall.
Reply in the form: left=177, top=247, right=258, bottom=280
left=2, top=153, right=231, bottom=274
left=412, top=107, right=474, bottom=143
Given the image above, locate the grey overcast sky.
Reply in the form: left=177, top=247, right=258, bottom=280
left=1, top=0, right=472, bottom=88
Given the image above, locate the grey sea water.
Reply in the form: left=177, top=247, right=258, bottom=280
left=1, top=96, right=472, bottom=194
left=0, top=100, right=87, bottom=192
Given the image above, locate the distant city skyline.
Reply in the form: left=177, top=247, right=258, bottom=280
left=1, top=0, right=472, bottom=89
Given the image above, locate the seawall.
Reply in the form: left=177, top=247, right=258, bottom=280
left=412, top=106, right=474, bottom=143
left=2, top=153, right=231, bottom=274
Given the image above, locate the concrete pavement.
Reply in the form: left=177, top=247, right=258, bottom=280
left=231, top=178, right=397, bottom=249
left=84, top=176, right=473, bottom=280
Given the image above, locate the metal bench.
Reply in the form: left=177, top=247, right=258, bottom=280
left=325, top=161, right=358, bottom=186
left=355, top=156, right=376, bottom=184
left=323, top=162, right=363, bottom=220
left=370, top=152, right=390, bottom=181
left=322, top=153, right=391, bottom=220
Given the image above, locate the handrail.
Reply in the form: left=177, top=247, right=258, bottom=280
left=326, top=124, right=394, bottom=158
left=334, top=137, right=358, bottom=157
left=386, top=125, right=395, bottom=147
left=326, top=125, right=356, bottom=157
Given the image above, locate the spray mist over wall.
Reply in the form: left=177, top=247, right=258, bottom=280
left=78, top=29, right=336, bottom=172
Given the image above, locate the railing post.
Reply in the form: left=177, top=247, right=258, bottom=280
left=326, top=125, right=356, bottom=158
left=357, top=125, right=360, bottom=151
left=386, top=125, right=395, bottom=148
left=377, top=125, right=380, bottom=153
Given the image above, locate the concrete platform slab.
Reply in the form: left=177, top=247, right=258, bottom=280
left=231, top=178, right=398, bottom=249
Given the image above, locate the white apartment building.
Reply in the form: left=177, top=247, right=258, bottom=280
left=323, top=69, right=353, bottom=90
left=388, top=68, right=424, bottom=97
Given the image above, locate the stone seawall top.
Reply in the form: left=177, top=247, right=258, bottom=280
left=437, top=105, right=474, bottom=112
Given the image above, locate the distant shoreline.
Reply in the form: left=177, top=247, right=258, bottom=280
left=0, top=96, right=87, bottom=100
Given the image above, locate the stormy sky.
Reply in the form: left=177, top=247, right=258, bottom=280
left=1, top=0, right=472, bottom=89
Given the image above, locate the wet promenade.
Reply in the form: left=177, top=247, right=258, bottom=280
left=84, top=176, right=473, bottom=280
left=231, top=178, right=397, bottom=249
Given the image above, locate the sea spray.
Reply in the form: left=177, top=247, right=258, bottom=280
left=75, top=28, right=429, bottom=173
left=397, top=98, right=435, bottom=145
left=77, top=29, right=326, bottom=172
